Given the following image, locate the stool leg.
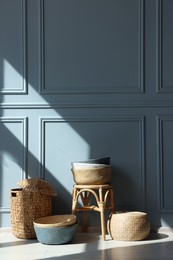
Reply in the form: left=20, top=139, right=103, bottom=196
left=72, top=187, right=77, bottom=215
left=83, top=191, right=89, bottom=232
left=110, top=188, right=115, bottom=213
left=100, top=203, right=106, bottom=240
left=83, top=210, right=87, bottom=232
left=99, top=188, right=106, bottom=240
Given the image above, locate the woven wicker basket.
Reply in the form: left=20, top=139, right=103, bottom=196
left=71, top=166, right=112, bottom=185
left=107, top=212, right=150, bottom=241
left=17, top=178, right=57, bottom=197
left=10, top=188, right=53, bottom=239
left=10, top=178, right=57, bottom=239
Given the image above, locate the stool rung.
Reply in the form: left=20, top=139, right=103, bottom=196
left=75, top=206, right=98, bottom=211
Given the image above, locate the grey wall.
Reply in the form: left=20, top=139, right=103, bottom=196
left=0, top=0, right=173, bottom=229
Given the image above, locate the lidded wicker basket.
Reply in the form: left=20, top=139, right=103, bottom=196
left=10, top=178, right=57, bottom=239
left=107, top=211, right=150, bottom=241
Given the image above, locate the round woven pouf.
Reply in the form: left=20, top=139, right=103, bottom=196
left=107, top=212, right=150, bottom=241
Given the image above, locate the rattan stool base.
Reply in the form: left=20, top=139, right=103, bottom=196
left=72, top=184, right=115, bottom=240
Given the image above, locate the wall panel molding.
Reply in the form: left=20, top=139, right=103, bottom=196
left=0, top=117, right=28, bottom=213
left=38, top=0, right=144, bottom=94
left=157, top=115, right=173, bottom=212
left=0, top=207, right=10, bottom=213
left=39, top=116, right=146, bottom=210
left=156, top=0, right=161, bottom=93
left=0, top=0, right=27, bottom=94
left=156, top=0, right=173, bottom=93
left=2, top=99, right=173, bottom=109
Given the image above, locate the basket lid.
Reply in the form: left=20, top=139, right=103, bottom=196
left=17, top=178, right=57, bottom=197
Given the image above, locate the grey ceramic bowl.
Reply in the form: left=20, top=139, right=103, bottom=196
left=34, top=223, right=78, bottom=245
left=72, top=157, right=110, bottom=166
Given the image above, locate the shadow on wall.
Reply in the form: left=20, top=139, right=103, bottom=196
left=0, top=120, right=162, bottom=227
left=112, top=166, right=143, bottom=212
left=111, top=166, right=161, bottom=228
left=0, top=122, right=113, bottom=227
left=0, top=124, right=74, bottom=227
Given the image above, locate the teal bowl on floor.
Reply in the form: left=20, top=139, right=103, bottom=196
left=34, top=223, right=78, bottom=245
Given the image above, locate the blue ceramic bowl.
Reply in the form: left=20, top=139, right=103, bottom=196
left=34, top=215, right=77, bottom=245
left=34, top=223, right=78, bottom=245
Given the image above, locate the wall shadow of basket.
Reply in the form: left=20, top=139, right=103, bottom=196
left=10, top=178, right=57, bottom=239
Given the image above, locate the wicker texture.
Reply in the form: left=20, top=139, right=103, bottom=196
left=17, top=178, right=57, bottom=197
left=34, top=215, right=77, bottom=228
left=10, top=178, right=57, bottom=239
left=108, top=212, right=150, bottom=241
left=71, top=167, right=112, bottom=185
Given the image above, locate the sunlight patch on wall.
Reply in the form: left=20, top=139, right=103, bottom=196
left=0, top=151, right=22, bottom=207
left=43, top=120, right=90, bottom=190
left=3, top=59, right=22, bottom=90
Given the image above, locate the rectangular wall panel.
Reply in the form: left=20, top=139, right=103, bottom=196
left=39, top=0, right=144, bottom=94
left=40, top=116, right=145, bottom=213
left=157, top=0, right=173, bottom=92
left=157, top=116, right=173, bottom=212
left=0, top=117, right=27, bottom=214
left=0, top=0, right=27, bottom=94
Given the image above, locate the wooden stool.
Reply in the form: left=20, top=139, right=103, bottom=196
left=72, top=184, right=115, bottom=240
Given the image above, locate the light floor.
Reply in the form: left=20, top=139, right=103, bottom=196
left=1, top=228, right=173, bottom=260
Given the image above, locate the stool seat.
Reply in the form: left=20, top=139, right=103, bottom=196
left=72, top=184, right=115, bottom=240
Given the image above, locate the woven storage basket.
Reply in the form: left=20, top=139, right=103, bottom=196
left=10, top=178, right=57, bottom=239
left=17, top=178, right=57, bottom=197
left=107, top=212, right=150, bottom=241
left=71, top=166, right=112, bottom=185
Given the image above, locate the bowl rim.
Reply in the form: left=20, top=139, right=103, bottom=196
left=33, top=214, right=77, bottom=228
left=72, top=157, right=110, bottom=163
left=71, top=164, right=112, bottom=169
